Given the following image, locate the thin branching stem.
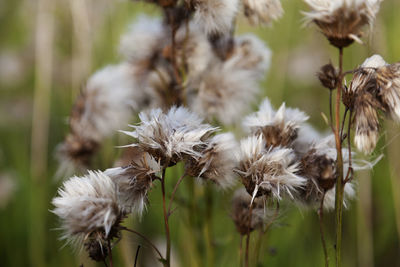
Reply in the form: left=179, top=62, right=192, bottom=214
left=254, top=201, right=280, bottom=265
left=161, top=168, right=171, bottom=267
left=245, top=204, right=254, bottom=267
left=121, top=227, right=164, bottom=260
left=334, top=47, right=345, bottom=267
left=329, top=90, right=335, bottom=132
left=167, top=172, right=187, bottom=217
left=345, top=110, right=354, bottom=183
left=319, top=192, right=329, bottom=267
left=134, top=245, right=141, bottom=267
left=107, top=239, right=113, bottom=267
left=340, top=108, right=349, bottom=142
left=239, top=235, right=244, bottom=267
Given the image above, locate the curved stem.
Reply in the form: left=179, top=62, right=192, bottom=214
left=161, top=168, right=171, bottom=267
left=345, top=110, right=354, bottom=183
left=329, top=90, right=334, bottom=132
left=245, top=204, right=254, bottom=267
left=167, top=172, right=187, bottom=217
left=239, top=235, right=244, bottom=267
left=319, top=192, right=329, bottom=267
left=121, top=227, right=164, bottom=260
left=134, top=245, right=141, bottom=267
left=107, top=239, right=113, bottom=267
left=334, top=47, right=345, bottom=267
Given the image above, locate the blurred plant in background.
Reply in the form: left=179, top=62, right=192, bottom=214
left=1, top=0, right=400, bottom=266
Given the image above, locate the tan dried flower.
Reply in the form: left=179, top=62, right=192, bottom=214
left=105, top=152, right=161, bottom=214
left=52, top=171, right=123, bottom=259
left=122, top=107, right=218, bottom=165
left=231, top=188, right=273, bottom=235
left=242, top=0, right=284, bottom=26
left=303, top=0, right=382, bottom=48
left=243, top=98, right=309, bottom=148
left=236, top=135, right=306, bottom=200
left=185, top=133, right=238, bottom=188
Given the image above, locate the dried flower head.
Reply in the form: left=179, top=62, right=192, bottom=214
left=346, top=55, right=387, bottom=153
left=243, top=98, right=309, bottom=148
left=231, top=188, right=272, bottom=235
left=303, top=0, right=382, bottom=48
left=119, top=16, right=164, bottom=64
left=122, top=106, right=218, bottom=165
left=353, top=91, right=381, bottom=154
left=185, top=133, right=238, bottom=188
left=376, top=62, right=400, bottom=122
left=52, top=171, right=123, bottom=255
left=242, top=0, right=284, bottom=26
left=317, top=63, right=338, bottom=90
left=70, top=64, right=138, bottom=142
left=236, top=135, right=306, bottom=200
left=193, top=0, right=239, bottom=34
left=189, top=34, right=271, bottom=124
left=105, top=152, right=161, bottom=214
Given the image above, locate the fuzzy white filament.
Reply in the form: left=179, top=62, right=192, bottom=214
left=52, top=171, right=121, bottom=246
left=122, top=106, right=218, bottom=163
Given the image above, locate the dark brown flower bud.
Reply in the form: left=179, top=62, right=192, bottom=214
left=317, top=63, right=338, bottom=90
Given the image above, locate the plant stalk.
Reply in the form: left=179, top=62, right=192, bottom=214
left=161, top=168, right=171, bottom=267
left=334, top=47, right=345, bottom=267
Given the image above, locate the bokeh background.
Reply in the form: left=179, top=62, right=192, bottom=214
left=1, top=0, right=400, bottom=266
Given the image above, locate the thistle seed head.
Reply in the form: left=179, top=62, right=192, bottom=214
left=52, top=171, right=123, bottom=249
left=242, top=0, right=284, bottom=26
left=303, top=0, right=382, bottom=48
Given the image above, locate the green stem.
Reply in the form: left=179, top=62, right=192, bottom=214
left=204, top=185, right=215, bottom=267
left=334, top=47, right=345, bottom=267
left=161, top=168, right=171, bottom=267
left=319, top=192, right=329, bottom=267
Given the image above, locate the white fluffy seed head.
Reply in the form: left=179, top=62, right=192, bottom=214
left=243, top=98, right=309, bottom=147
left=122, top=106, right=218, bottom=164
left=52, top=171, right=121, bottom=246
left=242, top=0, right=284, bottom=26
left=225, top=34, right=272, bottom=79
left=303, top=0, right=382, bottom=48
left=236, top=135, right=306, bottom=200
left=190, top=64, right=259, bottom=125
left=119, top=16, right=164, bottom=63
left=186, top=133, right=238, bottom=189
left=105, top=152, right=161, bottom=215
left=193, top=0, right=239, bottom=34
left=70, top=64, right=138, bottom=142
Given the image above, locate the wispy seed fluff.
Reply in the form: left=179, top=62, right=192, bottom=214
left=346, top=54, right=400, bottom=154
left=303, top=0, right=382, bottom=48
left=119, top=16, right=164, bottom=63
left=193, top=0, right=239, bottom=34
left=243, top=98, right=309, bottom=147
left=185, top=133, right=238, bottom=189
left=296, top=135, right=377, bottom=210
left=242, top=0, right=284, bottom=26
left=105, top=152, right=161, bottom=215
left=190, top=34, right=271, bottom=124
left=235, top=135, right=306, bottom=200
left=231, top=188, right=273, bottom=235
left=70, top=63, right=138, bottom=142
left=52, top=171, right=122, bottom=248
left=122, top=106, right=218, bottom=165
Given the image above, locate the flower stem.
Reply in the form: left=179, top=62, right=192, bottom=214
left=107, top=239, right=113, bottom=267
left=161, top=168, right=171, bottom=267
left=245, top=204, right=254, bottom=267
left=239, top=235, right=244, bottom=267
left=334, top=47, right=345, bottom=267
left=167, top=172, right=187, bottom=217
left=122, top=227, right=164, bottom=261
left=319, top=192, right=329, bottom=267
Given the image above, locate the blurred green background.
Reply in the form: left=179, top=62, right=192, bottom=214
left=1, top=0, right=400, bottom=266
